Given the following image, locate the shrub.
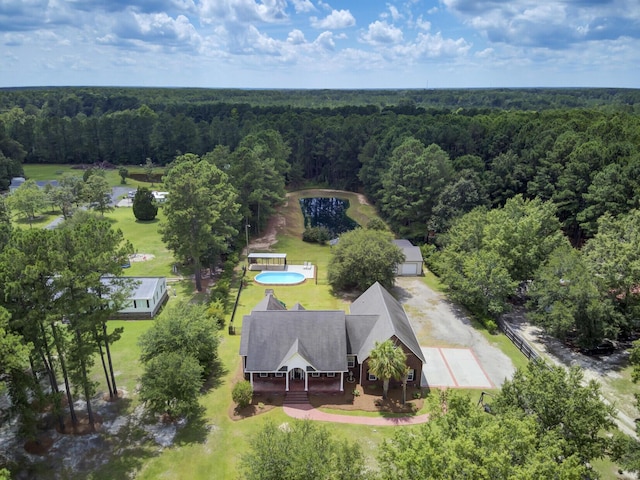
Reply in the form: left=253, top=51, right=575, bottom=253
left=483, top=319, right=498, bottom=334
left=133, top=187, right=158, bottom=221
left=302, top=226, right=331, bottom=244
left=366, top=218, right=387, bottom=231
left=210, top=279, right=230, bottom=305
left=232, top=380, right=253, bottom=409
left=207, top=299, right=226, bottom=330
left=352, top=389, right=360, bottom=397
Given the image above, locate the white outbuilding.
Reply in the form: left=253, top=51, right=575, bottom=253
left=393, top=239, right=424, bottom=276
left=102, top=276, right=169, bottom=319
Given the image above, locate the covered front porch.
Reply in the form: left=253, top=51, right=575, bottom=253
left=248, top=368, right=345, bottom=394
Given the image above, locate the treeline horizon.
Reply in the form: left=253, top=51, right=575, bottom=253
left=1, top=86, right=640, bottom=246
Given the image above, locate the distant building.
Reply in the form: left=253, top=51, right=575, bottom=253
left=9, top=177, right=59, bottom=193
left=152, top=191, right=168, bottom=203
left=102, top=276, right=169, bottom=319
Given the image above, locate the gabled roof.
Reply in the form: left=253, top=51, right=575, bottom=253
left=345, top=314, right=378, bottom=355
left=252, top=292, right=286, bottom=311
left=240, top=311, right=347, bottom=372
left=392, top=239, right=424, bottom=263
left=348, top=282, right=426, bottom=363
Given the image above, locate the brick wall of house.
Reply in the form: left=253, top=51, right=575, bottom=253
left=360, top=337, right=423, bottom=389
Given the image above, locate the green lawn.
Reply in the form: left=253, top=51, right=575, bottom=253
left=23, top=163, right=165, bottom=188
left=104, top=207, right=178, bottom=278
left=92, top=320, right=153, bottom=397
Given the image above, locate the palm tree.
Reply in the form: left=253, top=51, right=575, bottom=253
left=368, top=340, right=407, bottom=399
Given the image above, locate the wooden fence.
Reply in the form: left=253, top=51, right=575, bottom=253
left=497, top=318, right=540, bottom=361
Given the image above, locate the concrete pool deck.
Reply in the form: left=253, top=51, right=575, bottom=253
left=286, top=264, right=316, bottom=279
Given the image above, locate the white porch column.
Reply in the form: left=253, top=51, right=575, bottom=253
left=359, top=364, right=363, bottom=386
left=285, top=371, right=289, bottom=392
left=250, top=372, right=254, bottom=388
left=304, top=372, right=308, bottom=391
left=340, top=372, right=344, bottom=392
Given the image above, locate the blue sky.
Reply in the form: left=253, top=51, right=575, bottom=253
left=1, top=0, right=638, bottom=88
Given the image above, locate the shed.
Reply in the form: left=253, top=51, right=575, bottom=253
left=248, top=252, right=287, bottom=271
left=393, top=240, right=424, bottom=276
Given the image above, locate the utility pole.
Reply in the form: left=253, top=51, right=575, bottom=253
left=245, top=222, right=251, bottom=264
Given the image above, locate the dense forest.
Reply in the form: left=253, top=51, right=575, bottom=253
left=2, top=88, right=640, bottom=241
left=2, top=87, right=640, bottom=348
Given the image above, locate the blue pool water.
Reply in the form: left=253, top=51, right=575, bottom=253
left=255, top=271, right=306, bottom=285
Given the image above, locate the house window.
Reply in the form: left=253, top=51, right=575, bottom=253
left=275, top=372, right=284, bottom=378
left=146, top=300, right=150, bottom=308
left=347, top=356, right=355, bottom=368
left=368, top=372, right=378, bottom=381
left=327, top=372, right=335, bottom=377
left=407, top=369, right=415, bottom=382
left=133, top=300, right=137, bottom=309
left=311, top=372, right=320, bottom=378
left=259, top=373, right=268, bottom=378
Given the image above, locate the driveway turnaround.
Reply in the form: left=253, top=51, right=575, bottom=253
left=421, top=347, right=493, bottom=389
left=283, top=404, right=430, bottom=426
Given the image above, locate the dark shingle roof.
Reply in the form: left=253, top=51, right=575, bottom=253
left=345, top=315, right=378, bottom=355
left=392, top=239, right=424, bottom=263
left=240, top=311, right=347, bottom=372
left=349, top=282, right=426, bottom=363
left=240, top=282, right=425, bottom=372
left=252, top=293, right=286, bottom=311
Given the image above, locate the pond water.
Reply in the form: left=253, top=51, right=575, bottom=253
left=299, top=197, right=358, bottom=237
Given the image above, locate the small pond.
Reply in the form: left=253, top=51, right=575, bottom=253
left=299, top=197, right=358, bottom=238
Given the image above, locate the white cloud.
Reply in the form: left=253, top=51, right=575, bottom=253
left=361, top=21, right=403, bottom=45
left=310, top=9, right=355, bottom=29
left=287, top=29, right=306, bottom=44
left=443, top=0, right=640, bottom=49
left=415, top=16, right=431, bottom=31
left=391, top=31, right=471, bottom=60
left=387, top=5, right=402, bottom=22
left=314, top=31, right=335, bottom=50
left=290, top=0, right=315, bottom=13
left=199, top=0, right=288, bottom=25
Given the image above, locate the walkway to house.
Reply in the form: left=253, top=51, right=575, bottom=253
left=282, top=402, right=430, bottom=426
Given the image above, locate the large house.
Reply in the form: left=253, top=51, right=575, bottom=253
left=240, top=282, right=425, bottom=392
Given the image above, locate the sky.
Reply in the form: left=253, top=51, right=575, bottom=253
left=1, top=0, right=639, bottom=89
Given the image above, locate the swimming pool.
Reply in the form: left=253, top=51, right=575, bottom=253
left=254, top=271, right=306, bottom=285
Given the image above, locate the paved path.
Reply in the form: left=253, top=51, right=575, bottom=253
left=283, top=403, right=430, bottom=426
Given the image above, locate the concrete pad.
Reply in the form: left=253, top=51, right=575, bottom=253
left=441, top=348, right=492, bottom=388
left=421, top=347, right=456, bottom=387
left=421, top=347, right=492, bottom=389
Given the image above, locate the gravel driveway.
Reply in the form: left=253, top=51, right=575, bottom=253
left=393, top=277, right=516, bottom=388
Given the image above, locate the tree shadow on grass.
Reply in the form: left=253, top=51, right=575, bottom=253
left=173, top=409, right=211, bottom=446
left=134, top=218, right=160, bottom=224
left=81, top=445, right=156, bottom=480
left=202, top=357, right=228, bottom=392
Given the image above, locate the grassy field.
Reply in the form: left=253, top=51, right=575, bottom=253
left=23, top=163, right=165, bottom=188
left=104, top=207, right=178, bottom=278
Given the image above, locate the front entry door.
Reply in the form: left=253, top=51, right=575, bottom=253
left=289, top=368, right=304, bottom=380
